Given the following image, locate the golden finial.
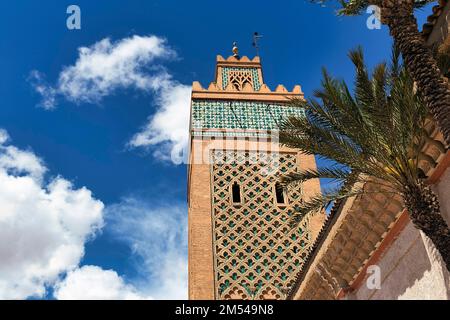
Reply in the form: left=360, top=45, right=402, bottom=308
left=232, top=41, right=239, bottom=58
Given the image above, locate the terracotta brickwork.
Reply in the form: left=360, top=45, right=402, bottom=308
left=188, top=160, right=215, bottom=299
left=187, top=52, right=324, bottom=300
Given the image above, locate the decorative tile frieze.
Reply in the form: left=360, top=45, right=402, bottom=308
left=191, top=100, right=305, bottom=134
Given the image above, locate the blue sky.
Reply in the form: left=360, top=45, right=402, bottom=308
left=0, top=1, right=434, bottom=299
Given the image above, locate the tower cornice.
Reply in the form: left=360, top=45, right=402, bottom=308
left=191, top=85, right=304, bottom=102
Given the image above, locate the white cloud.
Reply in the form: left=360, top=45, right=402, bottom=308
left=54, top=265, right=151, bottom=300
left=0, top=129, right=9, bottom=144
left=129, top=83, right=191, bottom=163
left=0, top=142, right=46, bottom=182
left=28, top=71, right=57, bottom=110
left=0, top=131, right=104, bottom=299
left=106, top=197, right=188, bottom=299
left=53, top=198, right=188, bottom=300
left=0, top=130, right=188, bottom=300
left=30, top=35, right=191, bottom=163
left=30, top=35, right=174, bottom=108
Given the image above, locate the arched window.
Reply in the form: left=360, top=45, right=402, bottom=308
left=275, top=182, right=286, bottom=204
left=232, top=182, right=241, bottom=203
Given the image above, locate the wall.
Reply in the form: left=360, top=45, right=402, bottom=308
left=350, top=168, right=450, bottom=300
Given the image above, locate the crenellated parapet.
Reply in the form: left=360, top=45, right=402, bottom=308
left=192, top=54, right=303, bottom=102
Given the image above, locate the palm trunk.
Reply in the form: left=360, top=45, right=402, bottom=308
left=381, top=3, right=450, bottom=145
left=403, top=181, right=450, bottom=272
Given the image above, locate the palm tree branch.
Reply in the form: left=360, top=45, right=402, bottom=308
left=279, top=166, right=351, bottom=188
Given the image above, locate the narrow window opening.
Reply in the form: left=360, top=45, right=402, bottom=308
left=275, top=183, right=285, bottom=204
left=232, top=182, right=241, bottom=203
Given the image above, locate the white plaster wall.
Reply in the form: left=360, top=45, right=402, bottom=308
left=351, top=168, right=450, bottom=300
left=434, top=166, right=450, bottom=224
left=399, top=232, right=450, bottom=300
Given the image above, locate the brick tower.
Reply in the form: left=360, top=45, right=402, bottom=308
left=187, top=45, right=324, bottom=300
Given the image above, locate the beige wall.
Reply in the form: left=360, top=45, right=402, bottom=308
left=434, top=165, right=450, bottom=224
left=350, top=168, right=450, bottom=300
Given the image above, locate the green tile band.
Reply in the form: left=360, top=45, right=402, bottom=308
left=191, top=100, right=305, bottom=134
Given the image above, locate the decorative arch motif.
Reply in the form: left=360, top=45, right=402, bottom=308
left=222, top=67, right=261, bottom=91
left=211, top=150, right=311, bottom=300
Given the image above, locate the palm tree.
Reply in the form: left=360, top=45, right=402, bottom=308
left=279, top=47, right=450, bottom=271
left=313, top=0, right=450, bottom=146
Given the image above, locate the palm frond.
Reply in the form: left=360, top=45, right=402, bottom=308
left=319, top=0, right=433, bottom=16
left=280, top=167, right=351, bottom=188
left=280, top=45, right=430, bottom=227
left=289, top=185, right=363, bottom=228
left=338, top=0, right=369, bottom=16
left=279, top=114, right=364, bottom=168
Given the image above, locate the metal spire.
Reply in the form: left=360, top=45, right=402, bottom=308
left=232, top=41, right=239, bottom=58
left=252, top=32, right=263, bottom=57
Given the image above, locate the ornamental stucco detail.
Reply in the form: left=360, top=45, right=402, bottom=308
left=210, top=150, right=312, bottom=299
left=221, top=67, right=261, bottom=91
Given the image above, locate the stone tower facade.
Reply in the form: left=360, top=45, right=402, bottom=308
left=188, top=49, right=324, bottom=300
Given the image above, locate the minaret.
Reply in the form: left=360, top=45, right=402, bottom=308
left=187, top=44, right=324, bottom=300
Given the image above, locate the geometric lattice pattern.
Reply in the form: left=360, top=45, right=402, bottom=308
left=222, top=67, right=261, bottom=91
left=191, top=100, right=306, bottom=134
left=211, top=150, right=312, bottom=300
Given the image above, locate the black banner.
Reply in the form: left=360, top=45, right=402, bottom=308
left=0, top=300, right=447, bottom=319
